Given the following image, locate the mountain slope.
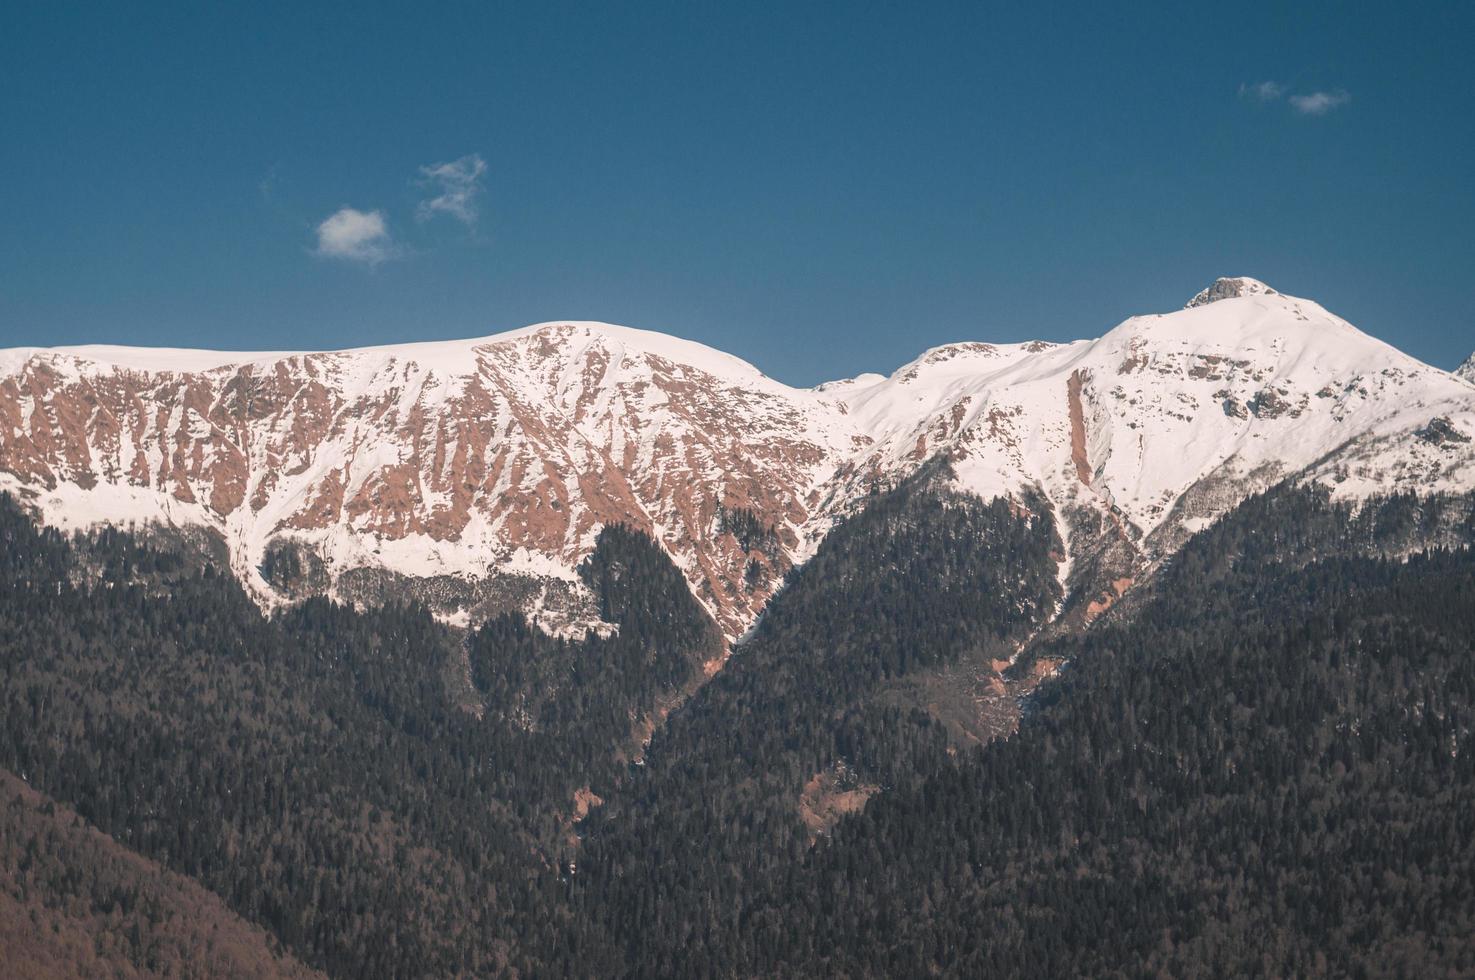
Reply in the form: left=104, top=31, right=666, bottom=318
left=4, top=468, right=1474, bottom=977
left=0, top=495, right=699, bottom=976
left=0, top=769, right=324, bottom=980
left=741, top=489, right=1475, bottom=977
left=0, top=322, right=852, bottom=637
left=569, top=484, right=1475, bottom=976
left=1, top=279, right=1471, bottom=638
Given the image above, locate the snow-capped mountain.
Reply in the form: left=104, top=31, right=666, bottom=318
left=2, top=278, right=1472, bottom=638
left=815, top=277, right=1475, bottom=618
left=0, top=322, right=854, bottom=637
left=1458, top=352, right=1475, bottom=384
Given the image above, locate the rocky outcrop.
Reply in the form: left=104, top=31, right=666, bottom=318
left=1457, top=353, right=1475, bottom=384
left=1185, top=276, right=1276, bottom=308
left=1418, top=415, right=1471, bottom=446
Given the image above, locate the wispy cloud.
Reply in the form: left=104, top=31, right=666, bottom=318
left=314, top=207, right=395, bottom=265
left=1288, top=89, right=1351, bottom=115
left=1239, top=80, right=1284, bottom=102
left=416, top=154, right=487, bottom=226
left=1240, top=80, right=1351, bottom=117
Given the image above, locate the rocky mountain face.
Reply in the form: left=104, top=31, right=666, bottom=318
left=2, top=278, right=1473, bottom=640
left=0, top=324, right=853, bottom=638
left=1458, top=352, right=1475, bottom=384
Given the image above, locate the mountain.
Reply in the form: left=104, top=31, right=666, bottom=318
left=818, top=276, right=1475, bottom=619
left=1459, top=351, right=1475, bottom=383
left=0, top=322, right=847, bottom=638
left=2, top=278, right=1472, bottom=638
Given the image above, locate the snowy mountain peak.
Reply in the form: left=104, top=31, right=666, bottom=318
left=1185, top=277, right=1277, bottom=309
left=493, top=320, right=780, bottom=388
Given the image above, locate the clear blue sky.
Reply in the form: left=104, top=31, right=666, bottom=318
left=2, top=1, right=1472, bottom=385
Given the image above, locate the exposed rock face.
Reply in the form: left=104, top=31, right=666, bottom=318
left=0, top=324, right=850, bottom=637
left=3, top=282, right=1474, bottom=641
left=1185, top=276, right=1276, bottom=308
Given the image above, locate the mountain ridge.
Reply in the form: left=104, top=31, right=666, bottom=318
left=2, top=279, right=1472, bottom=639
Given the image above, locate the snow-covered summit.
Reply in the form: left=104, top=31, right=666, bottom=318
left=807, top=276, right=1475, bottom=621
left=1185, top=276, right=1277, bottom=308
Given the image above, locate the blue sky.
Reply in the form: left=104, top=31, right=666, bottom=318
left=2, top=1, right=1472, bottom=385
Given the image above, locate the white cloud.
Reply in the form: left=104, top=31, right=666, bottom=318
left=416, top=154, right=487, bottom=226
left=1288, top=89, right=1351, bottom=115
left=314, top=207, right=395, bottom=264
left=1240, top=80, right=1284, bottom=102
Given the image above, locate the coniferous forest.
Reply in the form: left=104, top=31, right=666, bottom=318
left=2, top=475, right=1474, bottom=977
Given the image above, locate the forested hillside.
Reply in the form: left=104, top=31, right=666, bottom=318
left=0, top=770, right=323, bottom=979
left=600, top=486, right=1475, bottom=976
left=0, top=495, right=719, bottom=976
left=572, top=462, right=1064, bottom=974
left=2, top=483, right=1474, bottom=977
